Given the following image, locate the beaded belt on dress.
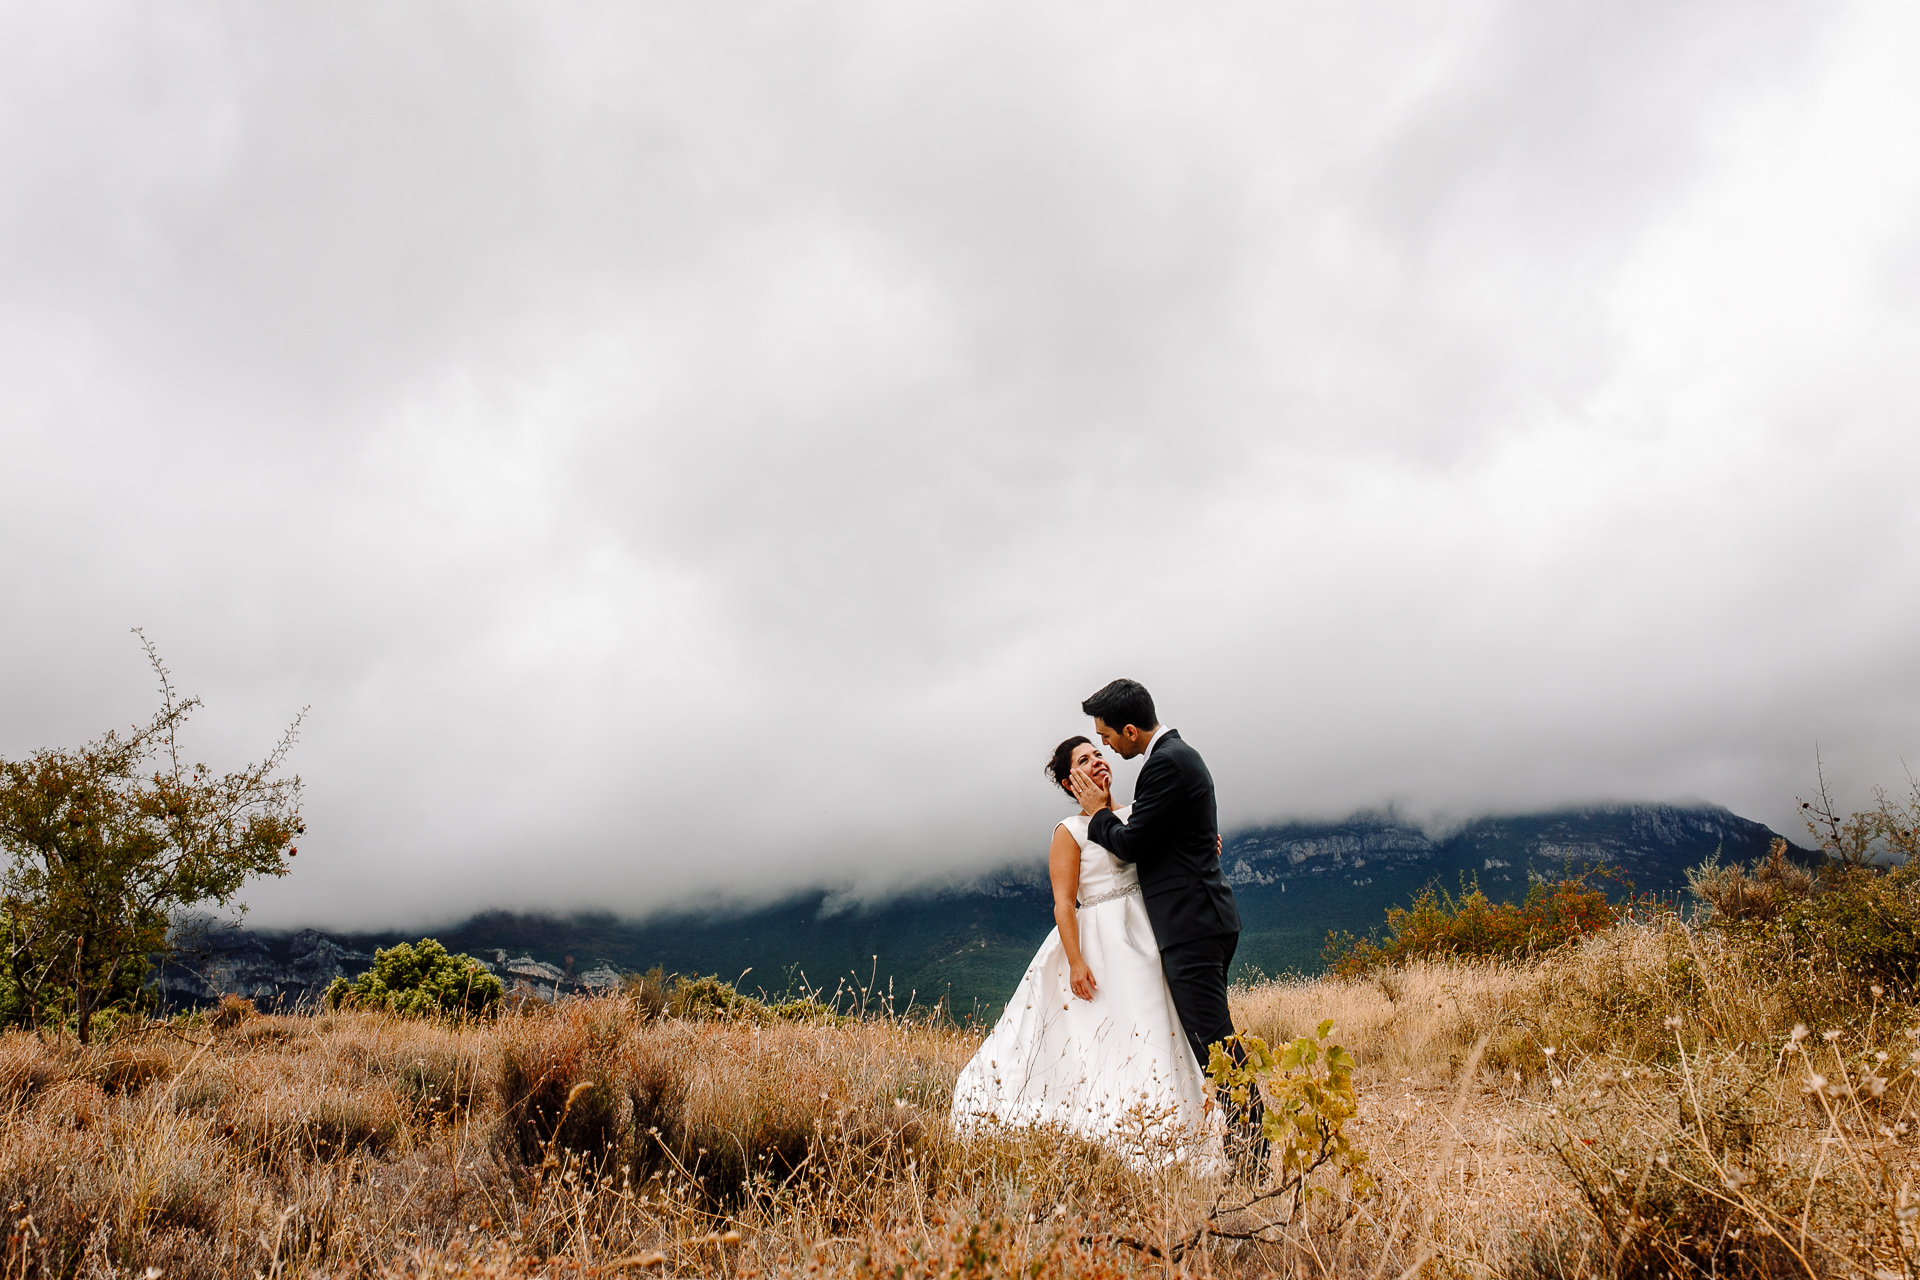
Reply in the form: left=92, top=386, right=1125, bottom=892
left=1077, top=883, right=1142, bottom=909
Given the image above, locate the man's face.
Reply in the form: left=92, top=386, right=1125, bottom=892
left=1093, top=718, right=1148, bottom=760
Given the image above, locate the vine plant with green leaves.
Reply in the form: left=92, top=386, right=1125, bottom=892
left=1211, top=1019, right=1375, bottom=1219
left=1114, top=1020, right=1373, bottom=1264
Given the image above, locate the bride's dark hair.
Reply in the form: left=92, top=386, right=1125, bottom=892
left=1046, top=736, right=1092, bottom=797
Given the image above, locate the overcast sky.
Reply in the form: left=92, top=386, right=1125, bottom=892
left=3, top=1, right=1917, bottom=929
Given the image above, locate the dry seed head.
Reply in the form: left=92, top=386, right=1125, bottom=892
left=1791, top=1024, right=1810, bottom=1043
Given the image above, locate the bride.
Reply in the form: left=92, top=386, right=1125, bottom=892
left=950, top=736, right=1224, bottom=1170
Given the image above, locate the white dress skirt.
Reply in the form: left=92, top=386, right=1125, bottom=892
left=950, top=808, right=1225, bottom=1172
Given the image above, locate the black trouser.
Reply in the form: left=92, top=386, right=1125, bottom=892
left=1160, top=932, right=1239, bottom=1072
left=1161, top=932, right=1266, bottom=1171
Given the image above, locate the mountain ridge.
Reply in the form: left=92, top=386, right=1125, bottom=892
left=160, top=802, right=1802, bottom=1015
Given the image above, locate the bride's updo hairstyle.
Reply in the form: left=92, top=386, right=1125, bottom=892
left=1046, top=736, right=1092, bottom=798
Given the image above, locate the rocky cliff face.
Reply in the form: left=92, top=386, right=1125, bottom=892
left=1223, top=820, right=1439, bottom=887
left=157, top=925, right=377, bottom=1012
left=486, top=952, right=623, bottom=1003
left=155, top=927, right=628, bottom=1011
left=1220, top=802, right=1787, bottom=892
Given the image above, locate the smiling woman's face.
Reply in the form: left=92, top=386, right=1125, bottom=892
left=1070, top=740, right=1112, bottom=793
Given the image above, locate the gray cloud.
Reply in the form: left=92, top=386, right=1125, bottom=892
left=2, top=1, right=1916, bottom=929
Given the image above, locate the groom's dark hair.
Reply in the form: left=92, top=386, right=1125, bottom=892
left=1081, top=679, right=1156, bottom=733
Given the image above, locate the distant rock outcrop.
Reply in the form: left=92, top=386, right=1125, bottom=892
left=492, top=953, right=567, bottom=1003
left=1223, top=819, right=1439, bottom=887
left=579, top=963, right=624, bottom=994
left=1220, top=803, right=1786, bottom=892
left=158, top=924, right=377, bottom=1012
left=155, top=927, right=628, bottom=1011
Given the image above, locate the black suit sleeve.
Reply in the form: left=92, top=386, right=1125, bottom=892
left=1086, top=751, right=1181, bottom=868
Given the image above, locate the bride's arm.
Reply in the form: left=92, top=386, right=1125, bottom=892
left=1048, top=825, right=1096, bottom=1002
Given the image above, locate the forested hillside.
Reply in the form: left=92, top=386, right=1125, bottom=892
left=222, top=803, right=1795, bottom=1013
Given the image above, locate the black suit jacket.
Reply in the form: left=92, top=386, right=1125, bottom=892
left=1087, top=730, right=1241, bottom=949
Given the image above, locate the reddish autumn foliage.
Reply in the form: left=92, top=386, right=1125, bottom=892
left=1324, top=871, right=1625, bottom=977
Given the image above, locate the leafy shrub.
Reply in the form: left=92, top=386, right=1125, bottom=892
left=622, top=969, right=838, bottom=1024
left=1692, top=829, right=1920, bottom=1015
left=666, top=973, right=767, bottom=1022
left=1782, top=861, right=1920, bottom=993
left=1324, top=870, right=1622, bottom=976
left=323, top=938, right=502, bottom=1019
left=762, top=994, right=847, bottom=1024
left=1687, top=837, right=1816, bottom=924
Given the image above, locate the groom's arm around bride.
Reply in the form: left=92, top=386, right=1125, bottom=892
left=1070, top=683, right=1241, bottom=950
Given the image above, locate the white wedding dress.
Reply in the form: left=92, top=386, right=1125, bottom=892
left=950, top=807, right=1225, bottom=1171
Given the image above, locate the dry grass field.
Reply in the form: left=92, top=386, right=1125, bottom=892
left=0, top=914, right=1910, bottom=1278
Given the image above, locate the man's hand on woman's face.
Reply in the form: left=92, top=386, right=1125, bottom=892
left=1068, top=765, right=1110, bottom=814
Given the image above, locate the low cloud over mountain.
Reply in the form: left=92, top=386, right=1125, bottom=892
left=2, top=3, right=1916, bottom=929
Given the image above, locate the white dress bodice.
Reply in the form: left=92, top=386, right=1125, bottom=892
left=1058, top=806, right=1139, bottom=906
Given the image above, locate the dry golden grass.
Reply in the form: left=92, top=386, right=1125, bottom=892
left=0, top=916, right=1908, bottom=1277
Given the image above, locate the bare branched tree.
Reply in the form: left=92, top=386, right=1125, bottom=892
left=1798, top=748, right=1920, bottom=867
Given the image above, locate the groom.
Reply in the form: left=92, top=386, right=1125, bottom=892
left=1068, top=679, right=1262, bottom=1162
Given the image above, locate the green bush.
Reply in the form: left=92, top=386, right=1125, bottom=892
left=1781, top=861, right=1920, bottom=991
left=666, top=973, right=767, bottom=1022
left=620, top=969, right=843, bottom=1024
left=1691, top=830, right=1920, bottom=1017
left=324, top=938, right=502, bottom=1019
left=1324, top=869, right=1624, bottom=977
